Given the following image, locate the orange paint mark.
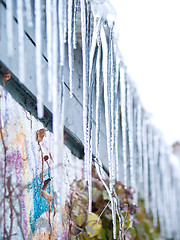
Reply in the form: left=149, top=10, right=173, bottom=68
left=12, top=130, right=28, bottom=172
left=32, top=230, right=57, bottom=240
left=0, top=128, right=6, bottom=141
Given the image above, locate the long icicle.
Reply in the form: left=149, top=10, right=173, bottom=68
left=101, top=25, right=116, bottom=239
left=115, top=60, right=120, bottom=181
left=87, top=14, right=101, bottom=213
left=120, top=65, right=127, bottom=188
left=6, top=0, right=13, bottom=56
left=127, top=83, right=135, bottom=193
left=149, top=126, right=157, bottom=226
left=80, top=0, right=89, bottom=181
left=95, top=44, right=103, bottom=174
left=93, top=45, right=123, bottom=236
left=142, top=116, right=149, bottom=212
left=58, top=0, right=65, bottom=66
left=133, top=98, right=138, bottom=204
left=51, top=0, right=63, bottom=237
left=73, top=0, right=78, bottom=49
left=86, top=2, right=92, bottom=200
left=106, top=25, right=115, bottom=189
left=68, top=0, right=74, bottom=98
left=137, top=103, right=143, bottom=185
left=35, top=0, right=43, bottom=118
left=88, top=43, right=98, bottom=213
left=46, top=0, right=52, bottom=102
left=24, top=0, right=33, bottom=28
left=17, top=0, right=25, bottom=83
left=153, top=133, right=159, bottom=226
left=101, top=26, right=112, bottom=189
left=111, top=36, right=116, bottom=185
left=58, top=0, right=65, bottom=155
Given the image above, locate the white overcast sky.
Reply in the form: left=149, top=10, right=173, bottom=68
left=111, top=0, right=180, bottom=145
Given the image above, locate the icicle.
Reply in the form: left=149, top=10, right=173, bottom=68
left=68, top=0, right=74, bottom=98
left=95, top=45, right=103, bottom=169
left=153, top=133, right=159, bottom=226
left=90, top=17, right=101, bottom=77
left=127, top=83, right=135, bottom=192
left=17, top=0, right=25, bottom=83
left=46, top=0, right=52, bottom=102
left=6, top=0, right=13, bottom=56
left=80, top=0, right=88, bottom=180
left=51, top=0, right=63, bottom=237
left=120, top=65, right=127, bottom=188
left=165, top=161, right=172, bottom=237
left=162, top=154, right=170, bottom=237
left=87, top=17, right=100, bottom=212
left=58, top=0, right=65, bottom=66
left=101, top=26, right=116, bottom=239
left=52, top=0, right=58, bottom=134
left=112, top=197, right=116, bottom=239
left=160, top=144, right=170, bottom=237
left=85, top=2, right=92, bottom=188
left=111, top=36, right=116, bottom=185
left=157, top=141, right=165, bottom=236
left=149, top=127, right=157, bottom=226
left=96, top=19, right=102, bottom=46
left=24, top=0, right=33, bottom=27
left=114, top=195, right=123, bottom=239
left=101, top=26, right=112, bottom=188
left=89, top=18, right=102, bottom=175
left=109, top=27, right=116, bottom=187
left=35, top=0, right=44, bottom=118
left=80, top=0, right=94, bottom=212
left=73, top=0, right=78, bottom=49
left=133, top=99, right=138, bottom=204
left=64, top=0, right=68, bottom=43
left=142, top=117, right=149, bottom=212
left=115, top=60, right=120, bottom=181
left=137, top=103, right=143, bottom=184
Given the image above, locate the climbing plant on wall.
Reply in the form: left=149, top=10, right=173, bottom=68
left=64, top=166, right=160, bottom=240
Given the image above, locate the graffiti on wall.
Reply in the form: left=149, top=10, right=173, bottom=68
left=0, top=86, right=84, bottom=239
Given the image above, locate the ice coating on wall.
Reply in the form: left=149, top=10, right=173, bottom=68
left=3, top=0, right=180, bottom=239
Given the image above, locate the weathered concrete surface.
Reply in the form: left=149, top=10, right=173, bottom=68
left=0, top=86, right=83, bottom=239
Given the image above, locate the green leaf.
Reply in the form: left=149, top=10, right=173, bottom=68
left=80, top=234, right=91, bottom=240
left=75, top=213, right=86, bottom=226
left=143, top=220, right=150, bottom=234
left=98, top=228, right=107, bottom=239
left=134, top=223, right=143, bottom=236
left=125, top=219, right=131, bottom=229
left=86, top=213, right=102, bottom=237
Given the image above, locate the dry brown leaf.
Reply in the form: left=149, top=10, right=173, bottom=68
left=42, top=178, right=51, bottom=190
left=4, top=73, right=11, bottom=81
left=53, top=202, right=57, bottom=216
left=36, top=128, right=46, bottom=142
left=42, top=190, right=54, bottom=202
left=44, top=155, right=49, bottom=161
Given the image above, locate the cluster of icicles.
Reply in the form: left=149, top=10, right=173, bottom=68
left=4, top=0, right=180, bottom=239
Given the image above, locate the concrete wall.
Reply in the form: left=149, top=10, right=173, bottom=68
left=0, top=86, right=83, bottom=239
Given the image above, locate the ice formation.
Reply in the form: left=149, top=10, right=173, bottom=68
left=3, top=0, right=180, bottom=239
